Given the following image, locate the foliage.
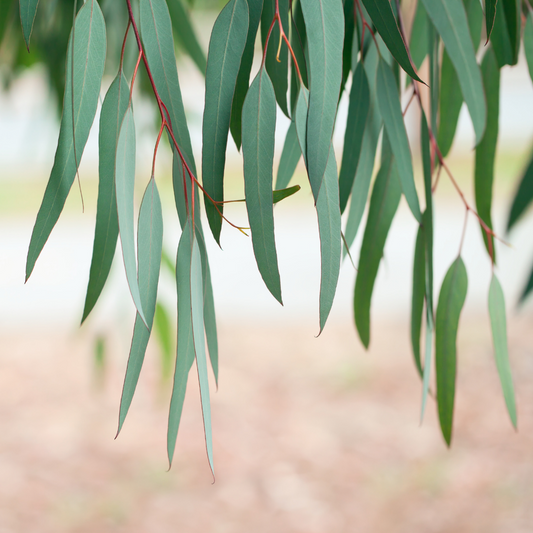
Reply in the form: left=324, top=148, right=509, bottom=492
left=4, top=0, right=533, bottom=470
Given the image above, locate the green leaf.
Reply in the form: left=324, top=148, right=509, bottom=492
left=82, top=71, right=130, bottom=324
left=154, top=302, right=174, bottom=382
left=261, top=0, right=290, bottom=117
left=420, top=316, right=433, bottom=422
left=117, top=178, right=163, bottom=434
left=273, top=185, right=301, bottom=203
left=202, top=0, right=249, bottom=244
left=19, top=0, right=39, bottom=50
left=276, top=122, right=301, bottom=190
left=409, top=0, right=429, bottom=73
left=300, top=0, right=344, bottom=202
left=519, top=262, right=533, bottom=304
left=166, top=0, right=207, bottom=74
left=229, top=0, right=263, bottom=149
left=435, top=256, right=468, bottom=446
left=420, top=0, right=486, bottom=144
left=361, top=0, right=424, bottom=83
left=524, top=12, right=533, bottom=83
left=488, top=274, right=517, bottom=429
left=140, top=0, right=196, bottom=174
left=115, top=107, right=147, bottom=326
left=242, top=67, right=282, bottom=304
left=411, top=225, right=426, bottom=377
left=0, top=0, right=15, bottom=47
left=485, top=0, right=497, bottom=41
left=377, top=59, right=421, bottom=223
left=475, top=46, right=499, bottom=261
left=289, top=0, right=308, bottom=113
left=491, top=1, right=513, bottom=68
left=353, top=140, right=402, bottom=348
left=340, top=0, right=355, bottom=97
left=26, top=0, right=106, bottom=281
left=317, top=151, right=342, bottom=333
left=506, top=148, right=533, bottom=233
left=294, top=85, right=310, bottom=164
left=502, top=0, right=520, bottom=65
left=338, top=61, right=370, bottom=214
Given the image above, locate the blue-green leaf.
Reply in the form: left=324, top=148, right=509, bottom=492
left=26, top=0, right=106, bottom=281
left=117, top=178, right=163, bottom=434
left=361, top=0, right=424, bottom=83
left=202, top=0, right=249, bottom=244
left=19, top=0, right=39, bottom=49
left=421, top=0, right=486, bottom=144
left=488, top=274, right=517, bottom=429
left=273, top=185, right=301, bottom=204
left=300, top=0, right=344, bottom=202
left=339, top=61, right=370, bottom=214
left=409, top=0, right=429, bottom=74
left=377, top=58, right=421, bottom=223
left=411, top=224, right=426, bottom=377
left=435, top=256, right=468, bottom=446
left=242, top=67, right=282, bottom=304
left=82, top=71, right=129, bottom=324
left=507, top=148, right=533, bottom=233
left=276, top=122, right=301, bottom=190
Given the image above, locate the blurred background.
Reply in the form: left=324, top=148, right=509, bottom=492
left=2, top=2, right=533, bottom=531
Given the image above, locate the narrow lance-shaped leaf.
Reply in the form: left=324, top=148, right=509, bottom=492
left=485, top=0, right=497, bottom=41
left=420, top=0, right=486, bottom=144
left=421, top=313, right=433, bottom=421
left=377, top=58, right=421, bottom=223
left=339, top=61, right=370, bottom=214
left=276, top=122, right=301, bottom=190
left=507, top=147, right=533, bottom=233
left=26, top=0, right=106, bottom=281
left=166, top=0, right=207, bottom=74
left=230, top=0, right=263, bottom=149
left=488, top=274, right=517, bottom=429
left=82, top=71, right=129, bottom=323
left=273, top=185, right=301, bottom=203
left=289, top=0, right=308, bottom=113
left=491, top=0, right=513, bottom=68
left=353, top=139, right=402, bottom=348
left=519, top=259, right=533, bottom=304
left=435, top=256, right=468, bottom=446
left=524, top=12, right=533, bottom=83
left=411, top=225, right=426, bottom=377
left=117, top=178, right=163, bottom=434
left=475, top=46, right=499, bottom=261
left=202, top=0, right=249, bottom=244
left=502, top=0, right=520, bottom=65
left=317, top=151, right=342, bottom=333
left=300, top=0, right=344, bottom=202
left=140, top=0, right=196, bottom=174
left=340, top=0, right=355, bottom=97
left=115, top=108, right=147, bottom=326
left=242, top=67, right=283, bottom=304
left=19, top=0, right=39, bottom=50
left=361, top=0, right=425, bottom=83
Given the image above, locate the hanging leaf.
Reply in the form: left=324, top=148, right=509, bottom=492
left=276, top=122, right=301, bottom=190
left=488, top=274, right=517, bottom=429
left=475, top=46, right=499, bottom=261
left=115, top=107, right=147, bottom=326
left=117, top=178, right=164, bottom=434
left=519, top=261, right=533, bottom=303
left=485, top=0, right=498, bottom=42
left=376, top=58, right=421, bottom=223
left=202, top=0, right=249, bottom=244
left=242, top=67, right=282, bottom=304
left=361, top=0, right=424, bottom=83
left=338, top=61, right=370, bottom=214
left=340, top=0, right=355, bottom=97
left=273, top=185, right=301, bottom=203
left=420, top=312, right=433, bottom=421
left=353, top=139, right=402, bottom=348
left=506, top=148, right=533, bottom=233
left=289, top=0, right=308, bottom=113
left=502, top=0, right=520, bottom=65
left=299, top=0, right=344, bottom=202
left=524, top=12, right=533, bottom=84
left=411, top=225, right=426, bottom=377
left=26, top=0, right=106, bottom=281
left=166, top=0, right=207, bottom=74
left=491, top=0, right=513, bottom=68
left=317, top=151, right=342, bottom=333
left=420, top=0, right=486, bottom=144
left=82, top=71, right=130, bottom=324
left=19, top=0, right=39, bottom=50
left=229, top=0, right=263, bottom=149
left=435, top=256, right=468, bottom=446
left=140, top=0, right=196, bottom=173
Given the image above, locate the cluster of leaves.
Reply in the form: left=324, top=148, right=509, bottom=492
left=10, top=0, right=533, bottom=471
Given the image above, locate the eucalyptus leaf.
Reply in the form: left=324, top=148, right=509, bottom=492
left=19, top=0, right=39, bottom=49
left=506, top=147, right=533, bottom=233
left=276, top=122, right=301, bottom=190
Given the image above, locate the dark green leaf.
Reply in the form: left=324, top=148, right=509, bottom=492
left=353, top=141, right=402, bottom=348
left=475, top=46, right=499, bottom=261
left=411, top=225, right=425, bottom=377
left=519, top=260, right=533, bottom=303
left=435, top=256, right=468, bottom=446
left=488, top=274, right=517, bottom=429
left=115, top=107, right=147, bottom=325
left=421, top=0, right=486, bottom=144
left=377, top=58, right=421, bottom=223
left=19, top=0, right=39, bottom=49
left=276, top=122, right=301, bottom=190
left=273, top=185, right=301, bottom=203
left=26, top=0, right=106, bottom=281
left=502, top=0, right=520, bottom=64
left=507, top=147, right=533, bottom=233
left=485, top=0, right=497, bottom=41
left=339, top=62, right=370, bottom=214
left=166, top=0, right=207, bottom=74
left=361, top=0, right=424, bottom=83
left=491, top=1, right=513, bottom=68
left=242, top=67, right=282, bottom=304
left=340, top=0, right=355, bottom=97
left=202, top=0, right=249, bottom=244
left=317, top=151, right=341, bottom=332
left=421, top=114, right=434, bottom=315
left=0, top=0, right=15, bottom=47
left=229, top=0, right=263, bottom=149
left=524, top=12, right=533, bottom=83
left=300, top=0, right=344, bottom=202
left=82, top=71, right=129, bottom=324
left=261, top=0, right=290, bottom=116
left=117, top=178, right=163, bottom=434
